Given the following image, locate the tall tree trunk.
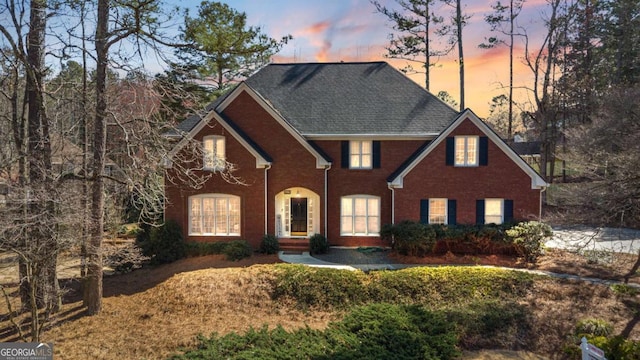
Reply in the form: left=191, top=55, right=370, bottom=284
left=425, top=3, right=431, bottom=91
left=80, top=0, right=90, bottom=279
left=456, top=0, right=465, bottom=110
left=25, top=0, right=59, bottom=312
left=508, top=0, right=514, bottom=141
left=85, top=0, right=109, bottom=315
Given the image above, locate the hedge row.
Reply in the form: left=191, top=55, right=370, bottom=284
left=271, top=264, right=537, bottom=309
left=380, top=220, right=553, bottom=262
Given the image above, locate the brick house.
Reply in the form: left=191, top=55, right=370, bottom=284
left=164, top=62, right=547, bottom=249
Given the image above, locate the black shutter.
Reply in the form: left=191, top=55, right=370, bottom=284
left=504, top=199, right=514, bottom=223
left=341, top=141, right=349, bottom=168
left=479, top=136, right=489, bottom=166
left=420, top=199, right=429, bottom=224
left=445, top=137, right=454, bottom=166
left=373, top=141, right=381, bottom=168
left=447, top=199, right=457, bottom=225
left=476, top=199, right=485, bottom=225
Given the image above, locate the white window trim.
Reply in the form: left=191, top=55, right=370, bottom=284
left=454, top=136, right=479, bottom=167
left=429, top=198, right=448, bottom=225
left=203, top=135, right=226, bottom=171
left=485, top=198, right=504, bottom=225
left=189, top=194, right=240, bottom=236
left=349, top=140, right=373, bottom=169
left=340, top=195, right=380, bottom=236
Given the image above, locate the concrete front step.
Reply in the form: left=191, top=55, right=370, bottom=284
left=278, top=238, right=310, bottom=251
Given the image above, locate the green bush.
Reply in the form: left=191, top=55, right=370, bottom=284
left=272, top=265, right=368, bottom=308
left=222, top=240, right=253, bottom=261
left=137, top=220, right=185, bottom=265
left=259, top=234, right=280, bottom=254
left=184, top=241, right=229, bottom=257
left=172, top=304, right=460, bottom=360
left=575, top=318, right=614, bottom=337
left=332, top=303, right=459, bottom=360
left=309, top=233, right=329, bottom=255
left=506, top=221, right=553, bottom=263
left=381, top=220, right=437, bottom=256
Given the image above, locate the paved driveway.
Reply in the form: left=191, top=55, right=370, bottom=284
left=546, top=226, right=640, bottom=254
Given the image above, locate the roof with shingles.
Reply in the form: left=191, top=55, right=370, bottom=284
left=243, top=62, right=458, bottom=136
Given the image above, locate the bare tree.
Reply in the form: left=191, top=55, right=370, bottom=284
left=522, top=0, right=565, bottom=183
left=480, top=0, right=526, bottom=141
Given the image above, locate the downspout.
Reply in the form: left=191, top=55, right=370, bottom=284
left=388, top=184, right=395, bottom=225
left=539, top=186, right=546, bottom=221
left=324, top=164, right=331, bottom=236
left=264, top=164, right=271, bottom=235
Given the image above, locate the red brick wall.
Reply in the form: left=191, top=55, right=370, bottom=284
left=164, top=112, right=266, bottom=248
left=221, top=91, right=326, bottom=237
left=315, top=139, right=425, bottom=246
left=394, top=118, right=541, bottom=224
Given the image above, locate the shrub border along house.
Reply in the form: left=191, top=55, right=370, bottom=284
left=381, top=220, right=553, bottom=262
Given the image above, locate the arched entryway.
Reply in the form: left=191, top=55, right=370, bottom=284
left=275, top=187, right=320, bottom=238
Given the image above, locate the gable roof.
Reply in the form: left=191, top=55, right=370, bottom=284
left=244, top=62, right=458, bottom=137
left=388, top=109, right=548, bottom=190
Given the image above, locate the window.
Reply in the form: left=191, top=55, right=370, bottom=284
left=341, top=195, right=380, bottom=236
left=429, top=199, right=447, bottom=224
left=485, top=198, right=503, bottom=224
left=203, top=136, right=225, bottom=171
left=350, top=140, right=372, bottom=169
left=454, top=136, right=478, bottom=166
left=189, top=194, right=240, bottom=236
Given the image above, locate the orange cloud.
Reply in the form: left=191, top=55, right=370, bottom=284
left=301, top=21, right=330, bottom=36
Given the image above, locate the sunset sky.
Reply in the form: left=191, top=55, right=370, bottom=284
left=182, top=0, right=553, bottom=117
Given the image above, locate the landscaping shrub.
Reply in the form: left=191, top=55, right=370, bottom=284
left=272, top=264, right=536, bottom=309
left=172, top=304, right=460, bottom=360
left=506, top=221, right=553, bottom=263
left=575, top=318, right=614, bottom=337
left=332, top=303, right=459, bottom=360
left=381, top=220, right=436, bottom=256
left=104, top=243, right=148, bottom=273
left=309, top=233, right=329, bottom=254
left=184, top=241, right=229, bottom=257
left=259, top=234, right=280, bottom=254
left=272, top=264, right=368, bottom=308
left=222, top=240, right=253, bottom=261
left=137, top=220, right=185, bottom=265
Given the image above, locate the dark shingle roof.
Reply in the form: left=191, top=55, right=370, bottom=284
left=510, top=141, right=541, bottom=156
left=244, top=62, right=458, bottom=136
left=172, top=87, right=236, bottom=135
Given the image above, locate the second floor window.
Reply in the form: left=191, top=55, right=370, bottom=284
left=454, top=136, right=478, bottom=166
left=203, top=136, right=225, bottom=171
left=350, top=140, right=372, bottom=169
